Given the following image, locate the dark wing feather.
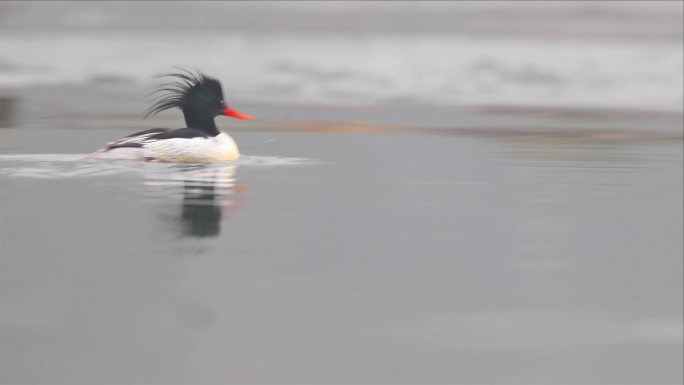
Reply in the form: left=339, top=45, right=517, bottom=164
left=105, top=128, right=170, bottom=149
left=124, top=128, right=170, bottom=138
left=105, top=127, right=210, bottom=151
left=148, top=127, right=209, bottom=140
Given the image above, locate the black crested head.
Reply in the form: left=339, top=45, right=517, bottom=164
left=143, top=68, right=253, bottom=132
left=144, top=68, right=225, bottom=131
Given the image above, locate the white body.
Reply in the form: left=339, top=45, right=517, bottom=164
left=86, top=132, right=240, bottom=163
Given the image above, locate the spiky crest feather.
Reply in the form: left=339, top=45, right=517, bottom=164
left=143, top=67, right=223, bottom=119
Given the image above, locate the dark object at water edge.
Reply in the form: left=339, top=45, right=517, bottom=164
left=0, top=93, right=18, bottom=128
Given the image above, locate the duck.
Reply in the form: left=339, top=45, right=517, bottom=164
left=86, top=69, right=253, bottom=163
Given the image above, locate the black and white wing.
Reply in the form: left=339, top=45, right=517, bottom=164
left=105, top=128, right=170, bottom=149
left=84, top=128, right=169, bottom=160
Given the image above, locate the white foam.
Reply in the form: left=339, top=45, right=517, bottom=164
left=0, top=153, right=311, bottom=179
left=235, top=155, right=312, bottom=166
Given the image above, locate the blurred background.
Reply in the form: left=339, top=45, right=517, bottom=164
left=0, top=2, right=682, bottom=385
left=0, top=1, right=682, bottom=130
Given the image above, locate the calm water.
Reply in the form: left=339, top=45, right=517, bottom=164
left=1, top=127, right=682, bottom=384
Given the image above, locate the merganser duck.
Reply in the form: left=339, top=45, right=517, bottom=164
left=87, top=69, right=253, bottom=163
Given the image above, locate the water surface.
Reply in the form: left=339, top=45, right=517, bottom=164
left=1, top=127, right=682, bottom=384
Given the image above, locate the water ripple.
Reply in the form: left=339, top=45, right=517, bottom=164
left=0, top=154, right=311, bottom=179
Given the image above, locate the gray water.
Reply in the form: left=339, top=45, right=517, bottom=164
left=1, top=1, right=682, bottom=383
left=1, top=125, right=682, bottom=384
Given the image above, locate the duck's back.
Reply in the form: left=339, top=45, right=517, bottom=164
left=85, top=128, right=239, bottom=163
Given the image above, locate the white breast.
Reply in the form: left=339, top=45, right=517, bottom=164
left=144, top=132, right=240, bottom=163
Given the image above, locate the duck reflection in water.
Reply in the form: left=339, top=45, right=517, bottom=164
left=145, top=164, right=247, bottom=238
